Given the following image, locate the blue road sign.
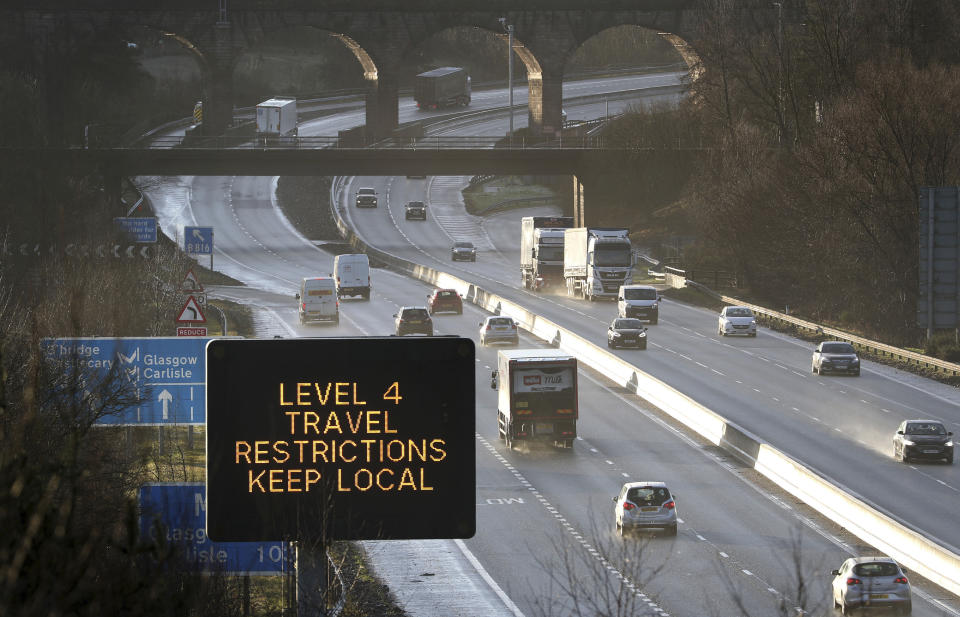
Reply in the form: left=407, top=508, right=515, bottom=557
left=140, top=483, right=287, bottom=575
left=184, top=226, right=213, bottom=254
left=114, top=217, right=158, bottom=243
left=43, top=337, right=209, bottom=425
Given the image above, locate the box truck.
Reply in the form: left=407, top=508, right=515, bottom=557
left=492, top=349, right=578, bottom=450
left=256, top=97, right=298, bottom=137
left=414, top=67, right=471, bottom=109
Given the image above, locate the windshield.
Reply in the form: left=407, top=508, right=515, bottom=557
left=822, top=343, right=855, bottom=354
left=488, top=317, right=514, bottom=326
left=624, top=288, right=657, bottom=300
left=726, top=307, right=753, bottom=317
left=537, top=246, right=564, bottom=261
left=455, top=242, right=474, bottom=249
left=615, top=319, right=645, bottom=329
left=593, top=246, right=632, bottom=267
left=906, top=422, right=946, bottom=435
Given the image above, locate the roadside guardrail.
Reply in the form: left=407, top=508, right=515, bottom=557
left=328, top=180, right=960, bottom=597
left=663, top=266, right=960, bottom=377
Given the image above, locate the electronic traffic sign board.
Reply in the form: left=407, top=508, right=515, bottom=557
left=205, top=337, right=476, bottom=542
left=139, top=483, right=288, bottom=575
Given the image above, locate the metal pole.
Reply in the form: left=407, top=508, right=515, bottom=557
left=927, top=189, right=935, bottom=339
left=508, top=24, right=514, bottom=145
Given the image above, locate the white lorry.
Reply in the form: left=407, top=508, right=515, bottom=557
left=492, top=349, right=578, bottom=450
left=562, top=227, right=633, bottom=301
left=333, top=253, right=371, bottom=300
left=256, top=97, right=298, bottom=138
left=520, top=216, right=574, bottom=291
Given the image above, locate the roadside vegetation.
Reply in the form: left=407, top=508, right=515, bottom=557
left=591, top=0, right=960, bottom=354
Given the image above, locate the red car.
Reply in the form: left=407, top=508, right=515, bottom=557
left=428, top=289, right=463, bottom=315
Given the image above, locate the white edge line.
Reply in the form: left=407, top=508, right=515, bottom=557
left=454, top=539, right=527, bottom=617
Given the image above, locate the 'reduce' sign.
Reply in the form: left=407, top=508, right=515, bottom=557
left=205, top=337, right=475, bottom=542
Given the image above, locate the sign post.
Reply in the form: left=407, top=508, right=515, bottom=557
left=139, top=483, right=287, bottom=575
left=184, top=226, right=214, bottom=270
left=43, top=337, right=211, bottom=425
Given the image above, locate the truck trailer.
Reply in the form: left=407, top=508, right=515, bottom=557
left=256, top=97, right=298, bottom=138
left=520, top=216, right=575, bottom=291
left=493, top=349, right=578, bottom=449
left=563, top=227, right=633, bottom=301
left=414, top=67, right=471, bottom=110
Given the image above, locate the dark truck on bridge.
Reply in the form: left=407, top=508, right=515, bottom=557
left=493, top=349, right=578, bottom=450
left=414, top=67, right=471, bottom=110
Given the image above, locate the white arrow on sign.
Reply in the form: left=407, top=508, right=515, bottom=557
left=192, top=228, right=205, bottom=241
left=158, top=389, right=173, bottom=420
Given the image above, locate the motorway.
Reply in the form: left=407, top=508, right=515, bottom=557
left=141, top=73, right=960, bottom=616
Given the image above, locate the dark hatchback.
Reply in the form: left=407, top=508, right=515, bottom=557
left=894, top=419, right=954, bottom=464
left=607, top=318, right=648, bottom=349
left=405, top=201, right=427, bottom=220
left=393, top=307, right=433, bottom=336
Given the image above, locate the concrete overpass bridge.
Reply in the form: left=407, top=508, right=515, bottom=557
left=0, top=136, right=705, bottom=226
left=3, top=0, right=723, bottom=138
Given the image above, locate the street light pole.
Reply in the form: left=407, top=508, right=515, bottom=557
left=773, top=1, right=783, bottom=144
left=507, top=23, right=514, bottom=145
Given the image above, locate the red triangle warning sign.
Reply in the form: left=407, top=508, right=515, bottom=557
left=182, top=268, right=204, bottom=293
left=176, top=295, right=207, bottom=323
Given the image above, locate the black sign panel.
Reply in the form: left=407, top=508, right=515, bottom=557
left=206, top=337, right=475, bottom=542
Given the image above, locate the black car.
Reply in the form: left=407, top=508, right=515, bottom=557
left=451, top=241, right=476, bottom=262
left=405, top=201, right=427, bottom=220
left=393, top=306, right=433, bottom=336
left=894, top=419, right=954, bottom=464
left=607, top=318, right=648, bottom=349
left=812, top=341, right=860, bottom=376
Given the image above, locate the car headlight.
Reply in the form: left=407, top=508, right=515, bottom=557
left=750, top=320, right=757, bottom=325
left=946, top=440, right=954, bottom=447
left=612, top=332, right=622, bottom=338
left=851, top=358, right=860, bottom=364
left=638, top=331, right=647, bottom=337
left=902, top=439, right=915, bottom=446
left=652, top=302, right=659, bottom=309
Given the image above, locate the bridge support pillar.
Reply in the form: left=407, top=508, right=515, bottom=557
left=572, top=175, right=585, bottom=227
left=365, top=72, right=399, bottom=139
left=529, top=68, right=564, bottom=138
left=200, top=24, right=237, bottom=137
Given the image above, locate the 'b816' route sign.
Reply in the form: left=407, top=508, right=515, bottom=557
left=205, top=337, right=475, bottom=542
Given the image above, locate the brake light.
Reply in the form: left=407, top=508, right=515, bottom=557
left=662, top=500, right=675, bottom=510
left=486, top=325, right=492, bottom=330
left=557, top=408, right=573, bottom=414
left=301, top=303, right=306, bottom=310
left=846, top=578, right=861, bottom=585
left=336, top=277, right=340, bottom=283
left=622, top=502, right=635, bottom=511
left=894, top=576, right=908, bottom=584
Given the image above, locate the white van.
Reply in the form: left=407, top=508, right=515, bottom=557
left=333, top=253, right=371, bottom=300
left=617, top=284, right=661, bottom=324
left=296, top=277, right=339, bottom=324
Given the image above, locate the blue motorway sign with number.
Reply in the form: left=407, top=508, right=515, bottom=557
left=184, top=226, right=213, bottom=255
left=140, top=483, right=287, bottom=575
left=43, top=337, right=208, bottom=425
left=114, top=217, right=158, bottom=243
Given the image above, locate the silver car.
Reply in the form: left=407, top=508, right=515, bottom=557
left=479, top=316, right=519, bottom=345
left=832, top=556, right=911, bottom=615
left=613, top=481, right=677, bottom=536
left=718, top=306, right=757, bottom=337
left=812, top=341, right=861, bottom=376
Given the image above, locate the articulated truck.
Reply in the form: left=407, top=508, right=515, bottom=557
left=493, top=349, right=578, bottom=449
left=520, top=216, right=575, bottom=291
left=563, top=227, right=633, bottom=301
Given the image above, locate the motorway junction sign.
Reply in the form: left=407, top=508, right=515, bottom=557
left=43, top=337, right=210, bottom=425
left=205, top=337, right=476, bottom=542
left=140, top=483, right=287, bottom=575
